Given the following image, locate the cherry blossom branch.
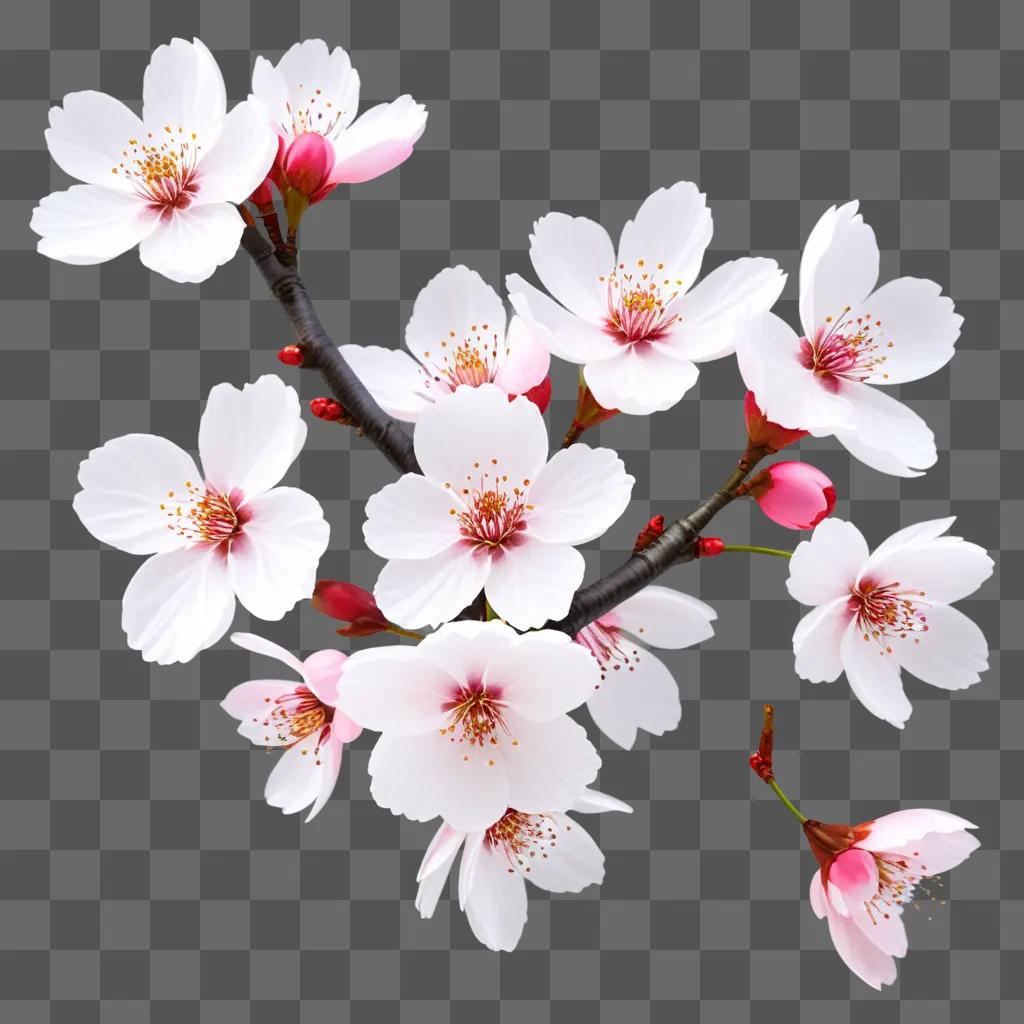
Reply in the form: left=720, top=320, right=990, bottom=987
left=550, top=447, right=768, bottom=635
left=240, top=225, right=420, bottom=474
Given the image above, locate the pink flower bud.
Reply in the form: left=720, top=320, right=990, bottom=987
left=750, top=462, right=836, bottom=530
left=281, top=132, right=335, bottom=201
left=311, top=580, right=391, bottom=638
left=744, top=391, right=808, bottom=453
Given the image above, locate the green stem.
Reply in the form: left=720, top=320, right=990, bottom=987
left=722, top=544, right=793, bottom=559
left=385, top=624, right=425, bottom=642
left=767, top=777, right=807, bottom=824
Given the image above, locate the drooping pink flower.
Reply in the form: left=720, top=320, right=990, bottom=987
left=745, top=461, right=836, bottom=530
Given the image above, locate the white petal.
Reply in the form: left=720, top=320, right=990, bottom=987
left=461, top=842, right=529, bottom=952
left=364, top=474, right=462, bottom=559
left=793, top=598, right=852, bottom=683
left=198, top=375, right=306, bottom=497
left=857, top=809, right=977, bottom=854
left=339, top=344, right=432, bottom=422
left=834, top=382, right=936, bottom=478
left=851, top=904, right=908, bottom=959
left=305, top=736, right=344, bottom=822
left=616, top=182, right=713, bottom=299
left=138, top=203, right=244, bottom=284
left=264, top=743, right=321, bottom=816
left=799, top=201, right=879, bottom=337
left=787, top=519, right=869, bottom=606
left=587, top=645, right=681, bottom=750
left=404, top=266, right=507, bottom=369
left=272, top=40, right=361, bottom=136
left=839, top=620, right=913, bottom=728
left=45, top=91, right=146, bottom=191
left=870, top=829, right=980, bottom=876
left=502, top=713, right=600, bottom=815
left=230, top=631, right=306, bottom=677
left=329, top=96, right=427, bottom=184
left=525, top=444, right=634, bottom=546
left=809, top=871, right=828, bottom=919
left=374, top=546, right=491, bottom=630
left=492, top=315, right=551, bottom=395
left=335, top=646, right=453, bottom=735
left=570, top=789, right=633, bottom=815
left=824, top=905, right=898, bottom=990
left=416, top=619, right=520, bottom=683
left=143, top=38, right=226, bottom=146
left=515, top=811, right=605, bottom=894
left=855, top=277, right=962, bottom=385
left=483, top=539, right=584, bottom=630
left=32, top=185, right=157, bottom=266
left=864, top=517, right=958, bottom=565
left=227, top=487, right=329, bottom=621
left=73, top=433, right=199, bottom=555
left=607, top=585, right=717, bottom=649
left=860, top=537, right=994, bottom=605
left=528, top=211, right=615, bottom=322
left=583, top=343, right=699, bottom=415
left=506, top=274, right=622, bottom=363
left=195, top=98, right=277, bottom=204
left=251, top=57, right=292, bottom=136
left=483, top=629, right=598, bottom=719
left=368, top=730, right=511, bottom=831
left=415, top=825, right=463, bottom=919
left=121, top=546, right=236, bottom=665
left=669, top=257, right=786, bottom=361
left=413, top=384, right=548, bottom=493
left=893, top=603, right=989, bottom=691
left=220, top=678, right=295, bottom=745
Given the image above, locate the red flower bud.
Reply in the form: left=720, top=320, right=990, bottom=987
left=744, top=391, right=808, bottom=453
left=633, top=514, right=665, bottom=553
left=310, top=397, right=344, bottom=422
left=249, top=177, right=274, bottom=207
left=747, top=462, right=836, bottom=530
left=277, top=344, right=304, bottom=366
left=311, top=581, right=391, bottom=638
left=696, top=536, right=725, bottom=558
left=281, top=132, right=336, bottom=202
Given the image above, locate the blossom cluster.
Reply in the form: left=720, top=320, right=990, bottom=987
left=40, top=38, right=992, bottom=986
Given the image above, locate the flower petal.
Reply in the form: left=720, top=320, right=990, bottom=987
left=799, top=201, right=880, bottom=337
left=851, top=904, right=908, bottom=959
left=302, top=649, right=349, bottom=708
left=45, top=91, right=146, bottom=191
left=570, top=789, right=633, bottom=815
left=32, top=185, right=157, bottom=266
left=121, top=546, right=236, bottom=665
left=483, top=539, right=585, bottom=630
left=856, top=808, right=978, bottom=854
left=220, top=678, right=296, bottom=746
left=271, top=40, right=361, bottom=137
left=860, top=536, right=994, bottom=605
left=873, top=829, right=980, bottom=877
left=227, top=487, right=329, bottom=621
left=138, top=203, right=245, bottom=284
left=416, top=619, right=520, bottom=683
left=787, top=519, right=870, bottom=606
left=793, top=597, right=853, bottom=683
left=825, top=905, right=898, bottom=990
left=73, top=433, right=199, bottom=555
left=230, top=631, right=306, bottom=677
left=304, top=736, right=344, bottom=822
left=839, top=620, right=913, bottom=728
left=809, top=871, right=828, bottom=919
left=195, top=98, right=277, bottom=204
left=861, top=517, right=957, bottom=566
left=616, top=181, right=713, bottom=302
left=583, top=343, right=700, bottom=415
left=830, top=848, right=879, bottom=906
left=264, top=742, right=321, bottom=816
left=607, top=585, right=717, bottom=649
left=143, top=37, right=226, bottom=146
left=338, top=344, right=433, bottom=422
left=198, top=375, right=306, bottom=497
left=492, top=315, right=551, bottom=395
left=415, top=824, right=464, bottom=919
left=413, top=384, right=549, bottom=492
left=528, top=211, right=615, bottom=322
left=329, top=96, right=427, bottom=184
left=524, top=444, right=634, bottom=546
left=461, top=841, right=529, bottom=952
left=893, top=603, right=989, bottom=691
left=374, top=545, right=492, bottom=629
left=364, top=474, right=462, bottom=559
left=516, top=811, right=605, bottom=893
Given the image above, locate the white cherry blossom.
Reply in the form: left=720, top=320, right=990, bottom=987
left=33, top=38, right=276, bottom=283
left=73, top=375, right=329, bottom=665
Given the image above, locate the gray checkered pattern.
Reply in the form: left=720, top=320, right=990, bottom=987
left=0, top=0, right=1017, bottom=1019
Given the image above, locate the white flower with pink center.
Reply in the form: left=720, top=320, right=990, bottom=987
left=252, top=39, right=427, bottom=200
left=736, top=201, right=963, bottom=477
left=336, top=621, right=602, bottom=831
left=575, top=585, right=717, bottom=749
left=789, top=518, right=992, bottom=728
left=221, top=633, right=361, bottom=822
left=803, top=809, right=979, bottom=989
left=505, top=181, right=785, bottom=415
left=73, top=375, right=329, bottom=665
left=414, top=789, right=631, bottom=952
left=340, top=266, right=550, bottom=422
left=32, top=38, right=276, bottom=283
left=363, top=383, right=634, bottom=630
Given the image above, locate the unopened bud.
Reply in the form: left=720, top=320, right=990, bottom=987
left=745, top=462, right=836, bottom=531
left=696, top=536, right=725, bottom=558
left=312, top=580, right=391, bottom=638
left=277, top=344, right=304, bottom=366
left=310, top=397, right=344, bottom=422
left=633, top=514, right=665, bottom=553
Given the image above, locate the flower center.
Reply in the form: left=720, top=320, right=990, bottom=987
left=601, top=260, right=682, bottom=343
left=848, top=578, right=929, bottom=655
left=161, top=482, right=246, bottom=546
left=447, top=465, right=533, bottom=550
left=284, top=84, right=345, bottom=136
left=799, top=307, right=892, bottom=391
left=420, top=326, right=505, bottom=392
left=864, top=849, right=944, bottom=926
left=112, top=126, right=202, bottom=211
left=485, top=810, right=562, bottom=875
left=575, top=620, right=640, bottom=690
left=260, top=686, right=334, bottom=765
left=441, top=681, right=508, bottom=750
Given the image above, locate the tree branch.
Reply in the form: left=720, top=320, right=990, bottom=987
left=241, top=226, right=420, bottom=474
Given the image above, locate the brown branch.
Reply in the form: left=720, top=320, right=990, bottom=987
left=241, top=226, right=419, bottom=474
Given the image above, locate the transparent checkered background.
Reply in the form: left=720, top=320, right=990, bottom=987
left=0, top=0, right=1018, bottom=1020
